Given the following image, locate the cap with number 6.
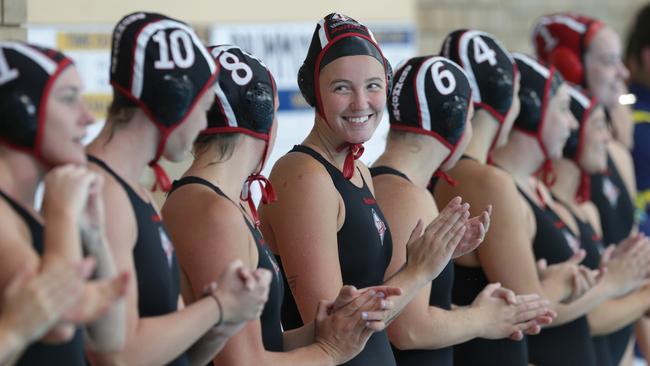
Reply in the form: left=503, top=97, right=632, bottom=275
left=389, top=55, right=472, bottom=166
left=110, top=11, right=218, bottom=191
left=201, top=44, right=278, bottom=226
left=0, top=42, right=73, bottom=159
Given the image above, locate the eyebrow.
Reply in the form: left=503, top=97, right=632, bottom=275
left=329, top=77, right=384, bottom=86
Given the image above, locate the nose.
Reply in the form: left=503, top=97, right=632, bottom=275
left=79, top=99, right=95, bottom=126
left=350, top=88, right=370, bottom=111
left=617, top=60, right=630, bottom=80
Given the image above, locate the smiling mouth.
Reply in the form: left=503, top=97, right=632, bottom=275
left=343, top=115, right=372, bottom=124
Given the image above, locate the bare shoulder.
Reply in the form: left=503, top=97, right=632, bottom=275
left=459, top=163, right=518, bottom=207
left=264, top=150, right=340, bottom=213
left=163, top=183, right=245, bottom=238
left=269, top=150, right=333, bottom=184
left=0, top=198, right=39, bottom=289
left=162, top=183, right=254, bottom=268
left=373, top=173, right=434, bottom=222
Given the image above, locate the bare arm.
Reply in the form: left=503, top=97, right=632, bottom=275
left=376, top=176, right=546, bottom=350
left=85, top=174, right=224, bottom=366
left=587, top=285, right=650, bottom=335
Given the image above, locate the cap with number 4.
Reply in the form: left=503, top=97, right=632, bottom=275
left=0, top=42, right=73, bottom=159
left=441, top=30, right=517, bottom=151
left=110, top=11, right=218, bottom=191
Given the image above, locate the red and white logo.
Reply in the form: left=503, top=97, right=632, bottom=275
left=159, top=227, right=174, bottom=268
left=372, top=208, right=387, bottom=245
left=331, top=13, right=350, bottom=22
left=602, top=176, right=620, bottom=208
left=562, top=230, right=581, bottom=254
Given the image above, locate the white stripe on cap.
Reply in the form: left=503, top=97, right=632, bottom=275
left=539, top=14, right=587, bottom=34
left=457, top=30, right=513, bottom=105
left=459, top=31, right=482, bottom=103
left=318, top=19, right=328, bottom=48
left=214, top=82, right=238, bottom=128
left=568, top=85, right=591, bottom=109
left=132, top=19, right=216, bottom=99
left=512, top=52, right=550, bottom=78
left=1, top=42, right=57, bottom=75
left=415, top=56, right=440, bottom=132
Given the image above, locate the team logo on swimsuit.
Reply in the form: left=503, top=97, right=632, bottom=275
left=372, top=208, right=387, bottom=245
left=158, top=227, right=174, bottom=268
left=602, top=176, right=620, bottom=208
left=562, top=229, right=581, bottom=254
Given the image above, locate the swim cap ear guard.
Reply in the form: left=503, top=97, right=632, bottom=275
left=564, top=86, right=599, bottom=203
left=389, top=55, right=472, bottom=186
left=202, top=44, right=278, bottom=227
left=297, top=13, right=392, bottom=180
left=512, top=53, right=565, bottom=187
left=440, top=29, right=517, bottom=153
left=110, top=12, right=218, bottom=192
left=533, top=13, right=604, bottom=85
left=0, top=42, right=73, bottom=162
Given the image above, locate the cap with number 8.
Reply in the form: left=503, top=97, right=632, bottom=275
left=110, top=11, right=218, bottom=191
left=200, top=44, right=278, bottom=227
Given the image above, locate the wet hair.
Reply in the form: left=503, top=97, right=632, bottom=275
left=192, top=133, right=242, bottom=164
left=625, top=4, right=650, bottom=65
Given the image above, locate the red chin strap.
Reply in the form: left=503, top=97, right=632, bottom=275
left=149, top=127, right=174, bottom=192
left=336, top=143, right=365, bottom=180
left=575, top=170, right=591, bottom=204
left=241, top=174, right=276, bottom=228
left=241, top=140, right=276, bottom=228
left=150, top=162, right=172, bottom=192
left=434, top=170, right=458, bottom=187
left=539, top=159, right=557, bottom=187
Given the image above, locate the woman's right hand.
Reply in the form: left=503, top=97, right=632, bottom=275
left=538, top=250, right=600, bottom=303
left=471, top=283, right=553, bottom=340
left=206, top=260, right=271, bottom=331
left=42, top=165, right=102, bottom=225
left=405, top=197, right=469, bottom=283
left=313, top=286, right=393, bottom=365
left=600, top=235, right=650, bottom=297
left=0, top=259, right=93, bottom=345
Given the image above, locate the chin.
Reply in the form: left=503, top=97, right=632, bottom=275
left=52, top=153, right=87, bottom=167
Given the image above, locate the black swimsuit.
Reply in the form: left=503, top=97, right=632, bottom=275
left=88, top=156, right=188, bottom=366
left=278, top=145, right=396, bottom=366
left=562, top=203, right=613, bottom=366
left=432, top=156, right=530, bottom=366
left=0, top=190, right=86, bottom=366
left=371, top=166, right=454, bottom=366
left=520, top=189, right=597, bottom=366
left=169, top=176, right=285, bottom=352
left=590, top=154, right=636, bottom=363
